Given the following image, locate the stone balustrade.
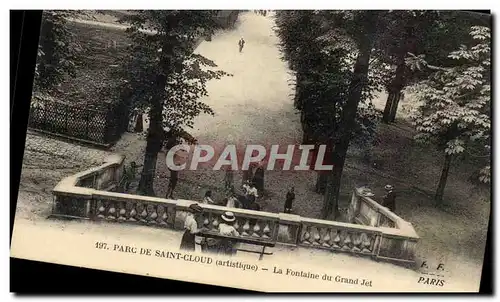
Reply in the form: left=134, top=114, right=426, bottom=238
left=298, top=217, right=382, bottom=256
left=50, top=154, right=419, bottom=266
left=174, top=200, right=280, bottom=243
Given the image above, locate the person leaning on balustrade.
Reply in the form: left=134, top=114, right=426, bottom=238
left=179, top=203, right=205, bottom=251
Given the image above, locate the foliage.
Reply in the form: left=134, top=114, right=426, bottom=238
left=408, top=26, right=491, bottom=183
left=117, top=10, right=231, bottom=144
left=34, top=10, right=86, bottom=95
left=275, top=10, right=382, bottom=149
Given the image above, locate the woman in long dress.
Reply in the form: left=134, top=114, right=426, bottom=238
left=180, top=203, right=203, bottom=251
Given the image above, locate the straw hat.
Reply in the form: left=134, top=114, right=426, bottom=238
left=384, top=185, right=394, bottom=191
left=221, top=211, right=236, bottom=223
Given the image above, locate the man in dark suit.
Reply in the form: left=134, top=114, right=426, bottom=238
left=284, top=187, right=295, bottom=214
left=383, top=185, right=396, bottom=212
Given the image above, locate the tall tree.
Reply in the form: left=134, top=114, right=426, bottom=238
left=407, top=26, right=491, bottom=204
left=34, top=10, right=84, bottom=95
left=321, top=11, right=380, bottom=219
left=119, top=11, right=230, bottom=196
left=275, top=11, right=383, bottom=197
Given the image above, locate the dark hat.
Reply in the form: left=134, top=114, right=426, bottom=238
left=221, top=211, right=236, bottom=223
left=188, top=203, right=203, bottom=213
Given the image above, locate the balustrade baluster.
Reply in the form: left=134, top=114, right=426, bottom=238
left=332, top=231, right=341, bottom=248
left=262, top=223, right=271, bottom=239
left=97, top=201, right=106, bottom=219
left=212, top=216, right=220, bottom=229
left=301, top=225, right=311, bottom=244
left=118, top=202, right=126, bottom=221
left=361, top=233, right=372, bottom=253
left=160, top=207, right=168, bottom=226
left=139, top=204, right=148, bottom=223
left=342, top=232, right=352, bottom=251
left=311, top=226, right=320, bottom=245
left=107, top=202, right=117, bottom=220
left=352, top=232, right=362, bottom=252
left=242, top=220, right=250, bottom=236
left=322, top=228, right=332, bottom=247
left=129, top=204, right=137, bottom=222
left=252, top=222, right=261, bottom=238
left=149, top=205, right=158, bottom=224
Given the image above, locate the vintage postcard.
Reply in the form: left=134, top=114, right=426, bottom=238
left=10, top=9, right=491, bottom=292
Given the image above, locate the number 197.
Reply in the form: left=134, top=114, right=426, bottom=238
left=95, top=242, right=107, bottom=249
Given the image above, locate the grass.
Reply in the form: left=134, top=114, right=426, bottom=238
left=55, top=20, right=130, bottom=106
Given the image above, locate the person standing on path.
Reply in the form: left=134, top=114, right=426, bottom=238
left=382, top=185, right=396, bottom=212
left=252, top=162, right=265, bottom=195
left=224, top=166, right=235, bottom=195
left=202, top=190, right=216, bottom=205
left=238, top=37, right=245, bottom=53
left=179, top=203, right=204, bottom=251
left=284, top=187, right=295, bottom=214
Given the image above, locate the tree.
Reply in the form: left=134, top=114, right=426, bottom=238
left=376, top=11, right=490, bottom=124
left=320, top=11, right=380, bottom=219
left=34, top=10, right=85, bottom=95
left=407, top=26, right=491, bottom=204
left=118, top=11, right=230, bottom=196
left=275, top=11, right=383, bottom=197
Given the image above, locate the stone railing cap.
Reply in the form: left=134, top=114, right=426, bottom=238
left=103, top=154, right=125, bottom=165
left=278, top=213, right=302, bottom=223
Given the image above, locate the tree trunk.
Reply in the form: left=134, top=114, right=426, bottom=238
left=315, top=173, right=328, bottom=194
left=388, top=91, right=402, bottom=123
left=382, top=61, right=405, bottom=124
left=322, top=140, right=349, bottom=219
left=322, top=11, right=378, bottom=220
left=435, top=153, right=452, bottom=205
left=137, top=94, right=165, bottom=196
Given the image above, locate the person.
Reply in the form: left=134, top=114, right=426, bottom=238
left=165, top=168, right=178, bottom=199
left=202, top=190, right=216, bottom=205
left=224, top=166, right=235, bottom=195
left=242, top=164, right=254, bottom=187
left=217, top=212, right=240, bottom=255
left=226, top=195, right=240, bottom=208
left=252, top=163, right=265, bottom=194
left=246, top=183, right=259, bottom=199
left=238, top=37, right=245, bottom=53
left=284, top=187, right=295, bottom=214
left=180, top=203, right=204, bottom=251
left=382, top=185, right=396, bottom=212
left=123, top=161, right=138, bottom=191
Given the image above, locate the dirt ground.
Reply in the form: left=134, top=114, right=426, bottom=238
left=12, top=11, right=490, bottom=291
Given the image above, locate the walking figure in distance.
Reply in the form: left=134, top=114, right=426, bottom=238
left=238, top=37, right=245, bottom=53
left=284, top=187, right=295, bottom=214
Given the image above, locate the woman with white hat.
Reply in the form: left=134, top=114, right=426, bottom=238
left=217, top=211, right=240, bottom=255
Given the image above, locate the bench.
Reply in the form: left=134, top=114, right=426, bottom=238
left=197, top=232, right=275, bottom=260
